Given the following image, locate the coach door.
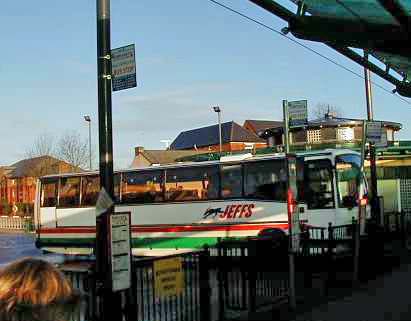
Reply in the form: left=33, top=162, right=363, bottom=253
left=334, top=154, right=364, bottom=226
left=302, top=158, right=337, bottom=228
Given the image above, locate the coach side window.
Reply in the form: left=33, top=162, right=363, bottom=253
left=221, top=164, right=243, bottom=199
left=41, top=179, right=58, bottom=207
left=81, top=175, right=99, bottom=206
left=202, top=166, right=220, bottom=200
left=59, top=177, right=81, bottom=207
left=244, top=160, right=287, bottom=201
left=165, top=166, right=220, bottom=201
left=122, top=170, right=164, bottom=204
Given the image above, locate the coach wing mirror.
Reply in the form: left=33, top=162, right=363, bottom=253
left=342, top=195, right=356, bottom=209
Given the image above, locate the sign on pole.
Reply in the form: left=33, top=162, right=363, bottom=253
left=109, top=212, right=132, bottom=292
left=375, top=130, right=387, bottom=148
left=287, top=100, right=308, bottom=128
left=111, top=44, right=137, bottom=92
left=366, top=121, right=383, bottom=144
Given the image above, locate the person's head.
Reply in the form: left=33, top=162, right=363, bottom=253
left=0, top=257, right=81, bottom=321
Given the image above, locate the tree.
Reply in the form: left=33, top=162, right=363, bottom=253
left=25, top=131, right=89, bottom=177
left=56, top=131, right=89, bottom=169
left=24, top=133, right=59, bottom=177
left=25, top=133, right=56, bottom=159
left=311, top=103, right=342, bottom=119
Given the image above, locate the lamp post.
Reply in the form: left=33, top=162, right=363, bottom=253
left=84, top=115, right=92, bottom=170
left=213, top=106, right=222, bottom=153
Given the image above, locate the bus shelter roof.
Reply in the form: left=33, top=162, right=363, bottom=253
left=249, top=0, right=411, bottom=97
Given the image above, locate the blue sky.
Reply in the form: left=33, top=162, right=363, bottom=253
left=1, top=0, right=410, bottom=169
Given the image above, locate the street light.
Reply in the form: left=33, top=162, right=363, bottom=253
left=83, top=115, right=92, bottom=170
left=212, top=106, right=222, bottom=153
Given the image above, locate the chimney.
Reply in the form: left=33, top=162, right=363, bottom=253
left=135, top=146, right=144, bottom=156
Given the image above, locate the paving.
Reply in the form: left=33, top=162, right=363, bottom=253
left=233, top=241, right=411, bottom=321
left=292, top=262, right=411, bottom=321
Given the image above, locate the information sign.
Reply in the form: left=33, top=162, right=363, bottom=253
left=111, top=44, right=137, bottom=91
left=154, top=257, right=184, bottom=299
left=110, top=212, right=131, bottom=292
left=366, top=121, right=382, bottom=144
left=288, top=100, right=308, bottom=128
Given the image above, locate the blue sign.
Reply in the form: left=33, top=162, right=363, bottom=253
left=111, top=44, right=137, bottom=92
left=288, top=100, right=308, bottom=128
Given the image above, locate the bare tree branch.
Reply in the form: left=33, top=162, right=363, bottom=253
left=25, top=133, right=56, bottom=159
left=56, top=131, right=89, bottom=169
left=23, top=133, right=59, bottom=177
left=311, top=103, right=342, bottom=120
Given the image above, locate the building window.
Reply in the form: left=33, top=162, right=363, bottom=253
left=386, top=129, right=394, bottom=141
left=337, top=127, right=354, bottom=141
left=307, top=129, right=322, bottom=143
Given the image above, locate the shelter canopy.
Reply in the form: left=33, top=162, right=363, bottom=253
left=250, top=0, right=411, bottom=97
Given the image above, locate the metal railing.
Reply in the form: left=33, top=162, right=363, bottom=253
left=130, top=251, right=210, bottom=321
left=60, top=221, right=367, bottom=321
left=61, top=250, right=211, bottom=321
left=212, top=238, right=289, bottom=318
left=0, top=216, right=34, bottom=231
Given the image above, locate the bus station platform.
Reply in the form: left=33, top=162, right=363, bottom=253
left=244, top=257, right=411, bottom=321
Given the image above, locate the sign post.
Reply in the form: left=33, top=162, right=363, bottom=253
left=282, top=99, right=304, bottom=310
left=366, top=120, right=384, bottom=225
left=96, top=1, right=122, bottom=321
left=286, top=154, right=300, bottom=252
left=95, top=1, right=135, bottom=320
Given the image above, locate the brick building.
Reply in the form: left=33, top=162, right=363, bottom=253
left=0, top=156, right=82, bottom=216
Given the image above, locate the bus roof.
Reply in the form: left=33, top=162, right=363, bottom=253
left=40, top=148, right=359, bottom=179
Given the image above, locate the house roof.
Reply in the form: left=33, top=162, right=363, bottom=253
left=244, top=120, right=283, bottom=134
left=0, top=166, right=14, bottom=177
left=308, top=116, right=402, bottom=130
left=259, top=115, right=402, bottom=138
left=130, top=149, right=211, bottom=167
left=170, top=121, right=265, bottom=150
left=8, top=155, right=81, bottom=178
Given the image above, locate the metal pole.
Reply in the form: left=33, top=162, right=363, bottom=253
left=96, top=1, right=121, bottom=321
left=283, top=99, right=296, bottom=310
left=283, top=100, right=289, bottom=152
left=88, top=120, right=92, bottom=170
left=218, top=111, right=222, bottom=153
left=364, top=67, right=380, bottom=224
left=364, top=68, right=373, bottom=120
